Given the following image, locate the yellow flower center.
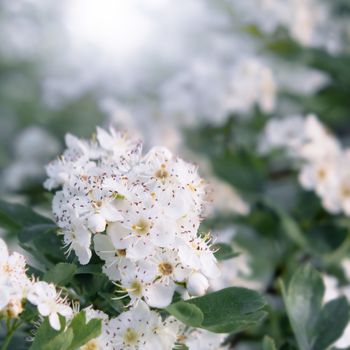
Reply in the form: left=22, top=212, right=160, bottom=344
left=81, top=339, right=99, bottom=350
left=342, top=185, right=350, bottom=198
left=116, top=249, right=126, bottom=257
left=158, top=262, right=173, bottom=276
left=155, top=164, right=169, bottom=182
left=131, top=219, right=150, bottom=235
left=123, top=328, right=139, bottom=345
left=317, top=168, right=327, bottom=180
left=129, top=280, right=142, bottom=297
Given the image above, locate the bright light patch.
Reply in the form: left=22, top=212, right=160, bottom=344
left=64, top=0, right=153, bottom=60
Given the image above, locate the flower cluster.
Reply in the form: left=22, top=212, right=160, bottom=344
left=81, top=301, right=230, bottom=350
left=81, top=301, right=179, bottom=350
left=45, top=127, right=220, bottom=307
left=0, top=238, right=72, bottom=330
left=0, top=238, right=227, bottom=349
left=260, top=114, right=350, bottom=215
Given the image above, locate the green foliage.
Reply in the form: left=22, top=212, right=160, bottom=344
left=213, top=243, right=239, bottom=260
left=43, top=263, right=77, bottom=285
left=281, top=265, right=349, bottom=350
left=30, top=311, right=101, bottom=350
left=263, top=336, right=277, bottom=350
left=167, top=287, right=267, bottom=333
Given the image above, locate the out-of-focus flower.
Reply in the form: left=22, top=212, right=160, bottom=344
left=2, top=127, right=60, bottom=192
left=0, top=238, right=30, bottom=318
left=179, top=328, right=228, bottom=350
left=260, top=114, right=350, bottom=217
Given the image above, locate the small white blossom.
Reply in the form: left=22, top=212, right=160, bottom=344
left=28, top=281, right=72, bottom=330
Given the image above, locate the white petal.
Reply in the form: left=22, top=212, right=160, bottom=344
left=127, top=239, right=154, bottom=260
left=38, top=303, right=51, bottom=317
left=73, top=245, right=92, bottom=265
left=94, top=234, right=114, bottom=261
left=200, top=252, right=221, bottom=279
left=49, top=312, right=61, bottom=331
left=0, top=288, right=10, bottom=309
left=144, top=282, right=176, bottom=308
left=107, top=222, right=130, bottom=249
left=0, top=239, right=9, bottom=265
left=178, top=244, right=200, bottom=270
left=58, top=304, right=73, bottom=317
left=87, top=213, right=106, bottom=233
left=100, top=203, right=123, bottom=222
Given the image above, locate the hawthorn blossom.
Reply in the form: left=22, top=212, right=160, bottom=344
left=260, top=115, right=350, bottom=217
left=45, top=126, right=220, bottom=307
left=178, top=328, right=228, bottom=350
left=0, top=238, right=31, bottom=318
left=27, top=281, right=73, bottom=330
left=108, top=301, right=179, bottom=350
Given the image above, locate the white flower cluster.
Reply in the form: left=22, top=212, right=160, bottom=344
left=80, top=301, right=179, bottom=350
left=260, top=115, right=350, bottom=215
left=0, top=239, right=226, bottom=349
left=45, top=127, right=220, bottom=308
left=233, top=0, right=331, bottom=48
left=160, top=57, right=276, bottom=126
left=81, top=302, right=230, bottom=350
left=0, top=238, right=72, bottom=330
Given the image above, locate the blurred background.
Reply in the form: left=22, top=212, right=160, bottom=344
left=1, top=1, right=350, bottom=348
left=1, top=0, right=349, bottom=200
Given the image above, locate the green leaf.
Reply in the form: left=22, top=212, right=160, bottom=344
left=263, top=336, right=277, bottom=350
left=30, top=311, right=102, bottom=350
left=166, top=302, right=204, bottom=327
left=281, top=264, right=324, bottom=350
left=66, top=311, right=102, bottom=350
left=76, top=264, right=102, bottom=275
left=18, top=223, right=57, bottom=243
left=0, top=200, right=53, bottom=231
left=30, top=317, right=67, bottom=350
left=313, top=296, right=350, bottom=350
left=43, top=263, right=77, bottom=285
left=213, top=243, right=240, bottom=260
left=167, top=287, right=266, bottom=333
left=282, top=265, right=350, bottom=350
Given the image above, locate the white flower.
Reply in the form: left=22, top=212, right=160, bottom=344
left=181, top=328, right=228, bottom=350
left=0, top=238, right=30, bottom=317
left=45, top=126, right=220, bottom=304
left=108, top=301, right=178, bottom=350
left=28, top=281, right=72, bottom=330
left=258, top=115, right=306, bottom=155
left=94, top=234, right=127, bottom=281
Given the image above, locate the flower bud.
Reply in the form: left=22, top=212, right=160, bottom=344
left=187, top=272, right=209, bottom=296
left=88, top=213, right=106, bottom=233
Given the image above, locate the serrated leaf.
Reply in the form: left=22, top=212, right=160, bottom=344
left=66, top=311, right=102, bottom=350
left=167, top=287, right=266, bottom=333
left=30, top=317, right=67, bottom=350
left=43, top=263, right=77, bottom=285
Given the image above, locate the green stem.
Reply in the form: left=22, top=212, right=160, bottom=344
left=1, top=319, right=20, bottom=350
